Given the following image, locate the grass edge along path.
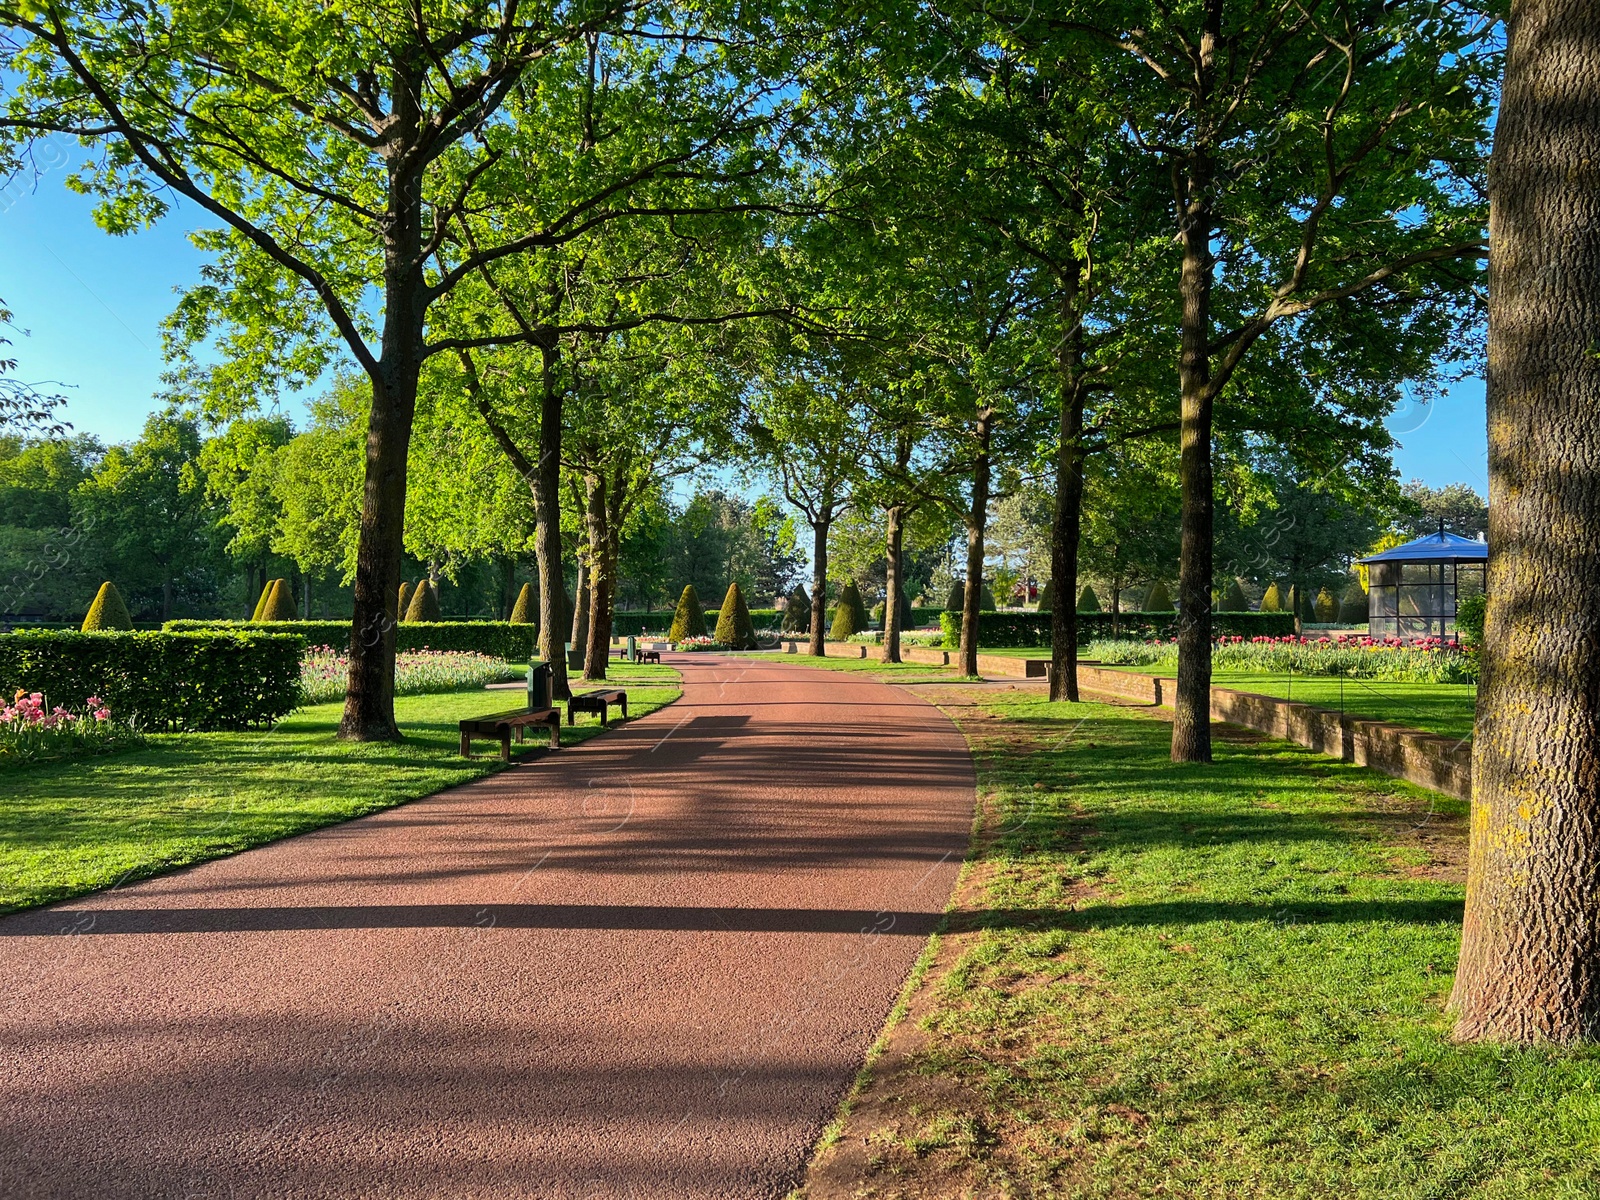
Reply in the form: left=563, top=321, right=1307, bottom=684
left=0, top=663, right=682, bottom=915
left=783, top=660, right=1600, bottom=1199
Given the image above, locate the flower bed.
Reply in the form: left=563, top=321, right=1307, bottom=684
left=672, top=636, right=725, bottom=652
left=1087, top=634, right=1478, bottom=685
left=300, top=647, right=521, bottom=705
left=0, top=692, right=145, bottom=769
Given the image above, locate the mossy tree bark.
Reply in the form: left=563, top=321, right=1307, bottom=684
left=1451, top=0, right=1600, bottom=1044
left=959, top=408, right=994, bottom=678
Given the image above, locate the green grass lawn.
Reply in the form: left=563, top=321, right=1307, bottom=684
left=0, top=664, right=680, bottom=915
left=1092, top=664, right=1477, bottom=743
left=802, top=681, right=1600, bottom=1199
left=1209, top=672, right=1476, bottom=743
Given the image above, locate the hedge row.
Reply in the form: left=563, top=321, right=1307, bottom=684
left=938, top=609, right=1298, bottom=648
left=164, top=620, right=537, bottom=660
left=0, top=631, right=304, bottom=731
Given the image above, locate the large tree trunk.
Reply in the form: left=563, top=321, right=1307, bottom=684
left=340, top=142, right=425, bottom=741
left=882, top=503, right=905, bottom=664
left=339, top=366, right=419, bottom=740
left=1049, top=385, right=1088, bottom=710
left=959, top=408, right=993, bottom=677
left=570, top=558, right=590, bottom=660
left=532, top=349, right=570, bottom=702
left=583, top=471, right=612, bottom=682
left=808, top=518, right=830, bottom=657
left=1451, top=0, right=1600, bottom=1044
left=1050, top=275, right=1087, bottom=703
left=881, top=429, right=913, bottom=666
left=1171, top=139, right=1218, bottom=763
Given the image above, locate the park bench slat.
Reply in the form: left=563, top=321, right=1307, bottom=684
left=567, top=689, right=629, bottom=727
left=459, top=706, right=560, bottom=761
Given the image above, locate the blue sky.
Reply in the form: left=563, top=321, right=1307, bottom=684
left=0, top=177, right=1489, bottom=494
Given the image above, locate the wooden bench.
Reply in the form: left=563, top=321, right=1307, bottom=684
left=638, top=649, right=661, bottom=664
left=568, top=688, right=628, bottom=726
left=459, top=707, right=561, bottom=761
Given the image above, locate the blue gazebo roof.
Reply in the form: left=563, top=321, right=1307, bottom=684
left=1357, top=530, right=1487, bottom=564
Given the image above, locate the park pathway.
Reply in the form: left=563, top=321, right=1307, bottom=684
left=0, top=655, right=974, bottom=1199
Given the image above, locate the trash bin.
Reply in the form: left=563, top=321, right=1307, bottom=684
left=526, top=661, right=552, bottom=711
left=566, top=642, right=584, bottom=671
left=626, top=636, right=637, bottom=663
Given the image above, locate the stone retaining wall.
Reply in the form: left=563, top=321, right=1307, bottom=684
left=1073, top=664, right=1471, bottom=801
left=777, top=641, right=1471, bottom=800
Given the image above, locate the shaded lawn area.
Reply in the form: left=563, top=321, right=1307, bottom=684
left=0, top=664, right=680, bottom=915
left=802, top=680, right=1600, bottom=1199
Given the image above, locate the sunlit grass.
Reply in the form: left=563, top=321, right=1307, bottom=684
left=0, top=664, right=680, bottom=914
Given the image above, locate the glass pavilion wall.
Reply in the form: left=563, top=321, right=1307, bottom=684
left=1366, top=560, right=1485, bottom=641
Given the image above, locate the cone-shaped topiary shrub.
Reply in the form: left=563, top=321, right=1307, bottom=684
left=81, top=581, right=134, bottom=631
left=250, top=579, right=275, bottom=622
left=1315, top=587, right=1338, bottom=623
left=1076, top=585, right=1101, bottom=612
left=1259, top=582, right=1285, bottom=612
left=1220, top=579, right=1251, bottom=612
left=397, top=580, right=414, bottom=621
left=259, top=577, right=300, bottom=622
left=405, top=578, right=441, bottom=622
left=1339, top=582, right=1368, bottom=624
left=944, top=581, right=964, bottom=612
left=1037, top=580, right=1053, bottom=611
left=781, top=585, right=811, bottom=633
left=715, top=583, right=758, bottom=649
left=980, top=584, right=997, bottom=611
left=830, top=581, right=867, bottom=639
left=509, top=582, right=535, bottom=624
left=668, top=584, right=706, bottom=642
left=1145, top=581, right=1174, bottom=611
left=1301, top=589, right=1318, bottom=625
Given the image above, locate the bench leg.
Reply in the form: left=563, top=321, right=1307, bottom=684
left=620, top=697, right=628, bottom=719
left=500, top=731, right=511, bottom=762
left=599, top=703, right=609, bottom=727
left=460, top=731, right=471, bottom=757
left=548, top=716, right=560, bottom=749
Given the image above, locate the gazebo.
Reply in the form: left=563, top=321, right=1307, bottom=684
left=1357, top=527, right=1487, bottom=642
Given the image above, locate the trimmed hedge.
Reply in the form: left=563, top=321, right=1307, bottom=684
left=165, top=619, right=537, bottom=660
left=938, top=609, right=1298, bottom=649
left=0, top=630, right=304, bottom=731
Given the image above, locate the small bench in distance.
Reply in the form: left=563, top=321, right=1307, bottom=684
left=568, top=688, right=628, bottom=726
left=459, top=707, right=561, bottom=761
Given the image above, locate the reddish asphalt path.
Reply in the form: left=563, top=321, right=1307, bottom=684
left=0, top=655, right=973, bottom=1199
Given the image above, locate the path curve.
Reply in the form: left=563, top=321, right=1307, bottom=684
left=0, top=654, right=974, bottom=1199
